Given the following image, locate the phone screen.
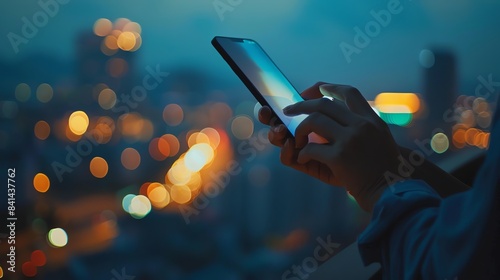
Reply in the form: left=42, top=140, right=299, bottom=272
left=213, top=37, right=307, bottom=136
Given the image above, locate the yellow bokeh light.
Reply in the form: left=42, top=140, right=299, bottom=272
left=36, top=83, right=53, bottom=103
left=48, top=228, right=68, bottom=248
left=163, top=104, right=184, bottom=126
left=166, top=160, right=192, bottom=185
left=15, top=83, right=31, bottom=102
left=171, top=185, right=192, bottom=204
left=90, top=157, right=108, bottom=178
left=375, top=93, right=421, bottom=113
left=185, top=143, right=214, bottom=172
left=34, top=120, right=50, bottom=140
left=98, top=88, right=117, bottom=110
left=148, top=185, right=170, bottom=209
left=93, top=18, right=113, bottom=37
left=121, top=148, right=141, bottom=170
left=33, top=173, right=50, bottom=193
left=187, top=172, right=202, bottom=192
left=68, top=111, right=89, bottom=135
left=131, top=33, right=142, bottom=51
left=231, top=116, right=254, bottom=140
left=117, top=31, right=136, bottom=51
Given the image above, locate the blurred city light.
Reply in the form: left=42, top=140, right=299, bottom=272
left=90, top=157, right=109, bottom=178
left=231, top=115, right=254, bottom=139
left=48, top=228, right=68, bottom=248
left=15, top=83, right=31, bottom=102
left=170, top=185, right=192, bottom=204
left=163, top=103, right=184, bottom=126
left=36, top=83, right=53, bottom=103
left=33, top=173, right=50, bottom=193
left=68, top=111, right=89, bottom=135
left=129, top=195, right=152, bottom=219
left=430, top=133, right=450, bottom=154
left=34, top=120, right=51, bottom=140
left=121, top=148, right=141, bottom=170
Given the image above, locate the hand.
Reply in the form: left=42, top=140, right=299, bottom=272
left=259, top=83, right=403, bottom=212
left=259, top=82, right=340, bottom=187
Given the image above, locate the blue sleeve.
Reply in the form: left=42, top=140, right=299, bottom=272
left=358, top=109, right=500, bottom=279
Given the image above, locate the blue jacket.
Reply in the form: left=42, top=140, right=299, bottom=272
left=358, top=110, right=500, bottom=279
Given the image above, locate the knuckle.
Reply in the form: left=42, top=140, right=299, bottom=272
left=313, top=81, right=328, bottom=88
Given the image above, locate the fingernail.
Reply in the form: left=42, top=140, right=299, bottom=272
left=277, top=125, right=285, bottom=133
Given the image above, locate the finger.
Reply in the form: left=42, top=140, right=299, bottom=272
left=300, top=82, right=329, bottom=100
left=280, top=138, right=297, bottom=167
left=268, top=124, right=287, bottom=147
left=319, top=84, right=379, bottom=121
left=297, top=143, right=339, bottom=167
left=283, top=98, right=361, bottom=126
left=258, top=106, right=273, bottom=125
left=294, top=113, right=344, bottom=149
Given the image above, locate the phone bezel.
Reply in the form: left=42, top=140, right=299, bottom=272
left=211, top=36, right=303, bottom=136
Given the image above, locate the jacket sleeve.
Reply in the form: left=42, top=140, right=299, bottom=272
left=358, top=113, right=500, bottom=279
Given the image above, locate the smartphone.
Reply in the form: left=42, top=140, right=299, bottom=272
left=212, top=36, right=325, bottom=142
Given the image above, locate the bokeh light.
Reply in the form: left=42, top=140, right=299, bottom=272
left=163, top=104, right=184, bottom=126
left=68, top=111, right=89, bottom=135
left=31, top=250, right=47, bottom=267
left=48, top=228, right=68, bottom=247
left=33, top=173, right=50, bottom=193
left=129, top=195, right=151, bottom=219
left=122, top=194, right=136, bottom=213
left=375, top=93, right=421, bottom=113
left=98, top=88, right=117, bottom=110
left=166, top=160, right=193, bottom=185
left=170, top=185, right=192, bottom=204
left=15, top=83, right=31, bottom=102
left=36, top=83, right=53, bottom=103
left=93, top=18, right=113, bottom=37
left=149, top=138, right=168, bottom=161
left=161, top=134, right=180, bottom=157
left=430, top=133, right=449, bottom=154
left=107, top=58, right=128, bottom=78
left=22, top=262, right=37, bottom=277
left=121, top=148, right=141, bottom=170
left=90, top=157, right=109, bottom=178
left=201, top=127, right=221, bottom=149
left=231, top=115, right=254, bottom=139
left=184, top=143, right=214, bottom=172
left=148, top=184, right=170, bottom=209
left=34, top=120, right=51, bottom=140
left=117, top=31, right=136, bottom=51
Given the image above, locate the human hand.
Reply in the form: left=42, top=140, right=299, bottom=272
left=259, top=83, right=403, bottom=212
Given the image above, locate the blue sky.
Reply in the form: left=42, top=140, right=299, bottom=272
left=1, top=0, right=499, bottom=98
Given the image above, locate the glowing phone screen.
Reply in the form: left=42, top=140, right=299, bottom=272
left=216, top=38, right=307, bottom=136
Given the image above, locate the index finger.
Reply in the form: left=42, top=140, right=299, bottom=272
left=319, top=84, right=379, bottom=121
